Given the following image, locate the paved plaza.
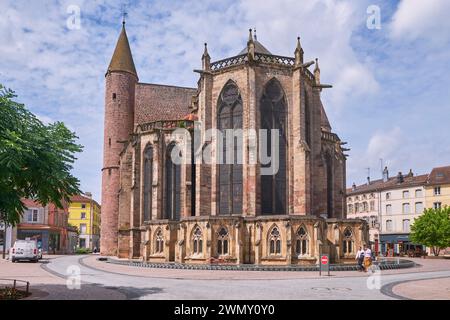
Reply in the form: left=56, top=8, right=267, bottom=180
left=0, top=255, right=449, bottom=300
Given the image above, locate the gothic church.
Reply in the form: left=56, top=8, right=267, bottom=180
left=100, top=23, right=368, bottom=265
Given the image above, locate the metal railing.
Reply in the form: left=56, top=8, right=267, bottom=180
left=0, top=278, right=30, bottom=297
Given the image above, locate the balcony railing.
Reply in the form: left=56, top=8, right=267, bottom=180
left=211, top=54, right=247, bottom=71
left=210, top=52, right=316, bottom=82
left=138, top=120, right=195, bottom=132
left=321, top=131, right=340, bottom=143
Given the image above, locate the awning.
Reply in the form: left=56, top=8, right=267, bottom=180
left=380, top=234, right=424, bottom=246
left=380, top=234, right=410, bottom=243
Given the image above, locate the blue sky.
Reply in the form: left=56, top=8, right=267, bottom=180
left=1, top=0, right=449, bottom=203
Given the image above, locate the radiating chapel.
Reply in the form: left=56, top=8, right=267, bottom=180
left=100, top=23, right=368, bottom=265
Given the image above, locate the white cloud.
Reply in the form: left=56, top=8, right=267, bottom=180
left=390, top=0, right=450, bottom=43
left=36, top=113, right=54, bottom=125
left=237, top=0, right=379, bottom=109
left=347, top=127, right=403, bottom=183
left=366, top=127, right=403, bottom=162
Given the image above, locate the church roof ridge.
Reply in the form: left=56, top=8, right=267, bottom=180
left=137, top=82, right=196, bottom=91
left=238, top=39, right=272, bottom=56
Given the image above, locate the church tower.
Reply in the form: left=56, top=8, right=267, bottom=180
left=101, top=21, right=138, bottom=256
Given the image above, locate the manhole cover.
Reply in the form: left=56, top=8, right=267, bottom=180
left=311, top=287, right=352, bottom=291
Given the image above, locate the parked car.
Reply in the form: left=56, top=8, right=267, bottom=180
left=10, top=240, right=40, bottom=263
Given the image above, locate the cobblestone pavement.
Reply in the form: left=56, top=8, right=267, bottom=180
left=2, top=255, right=450, bottom=299
left=392, top=277, right=450, bottom=300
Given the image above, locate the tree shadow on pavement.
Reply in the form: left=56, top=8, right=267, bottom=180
left=25, top=283, right=164, bottom=300
left=101, top=285, right=164, bottom=299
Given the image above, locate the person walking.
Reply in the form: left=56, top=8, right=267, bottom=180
left=355, top=246, right=364, bottom=271
left=363, top=244, right=372, bottom=272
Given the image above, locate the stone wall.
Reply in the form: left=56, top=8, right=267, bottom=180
left=138, top=216, right=367, bottom=265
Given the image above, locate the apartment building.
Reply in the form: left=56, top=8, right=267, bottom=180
left=347, top=167, right=427, bottom=256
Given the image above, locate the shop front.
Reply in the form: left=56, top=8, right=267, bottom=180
left=17, top=227, right=63, bottom=254
left=380, top=233, right=425, bottom=257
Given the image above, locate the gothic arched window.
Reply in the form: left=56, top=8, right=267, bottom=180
left=217, top=227, right=229, bottom=256
left=165, top=142, right=181, bottom=220
left=143, top=145, right=153, bottom=222
left=260, top=79, right=287, bottom=215
left=193, top=226, right=203, bottom=255
left=155, top=229, right=164, bottom=254
left=269, top=226, right=282, bottom=255
left=217, top=81, right=243, bottom=215
left=295, top=226, right=309, bottom=256
left=343, top=228, right=354, bottom=254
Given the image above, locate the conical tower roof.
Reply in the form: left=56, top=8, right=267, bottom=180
left=107, top=24, right=137, bottom=77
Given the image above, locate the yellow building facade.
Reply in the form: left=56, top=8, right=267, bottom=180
left=424, top=166, right=450, bottom=210
left=68, top=193, right=101, bottom=250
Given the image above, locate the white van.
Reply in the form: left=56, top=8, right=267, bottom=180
left=10, top=240, right=40, bottom=263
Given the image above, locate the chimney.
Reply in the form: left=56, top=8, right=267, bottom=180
left=84, top=192, right=92, bottom=199
left=382, top=166, right=389, bottom=182
left=397, top=172, right=404, bottom=183
left=367, top=176, right=371, bottom=185
left=352, top=182, right=356, bottom=191
left=407, top=169, right=414, bottom=177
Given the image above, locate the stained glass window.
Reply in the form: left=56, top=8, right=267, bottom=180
left=165, top=143, right=181, bottom=220
left=218, top=82, right=243, bottom=215
left=143, top=145, right=153, bottom=221
left=261, top=79, right=287, bottom=215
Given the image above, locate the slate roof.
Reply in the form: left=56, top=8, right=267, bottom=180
left=238, top=40, right=272, bottom=55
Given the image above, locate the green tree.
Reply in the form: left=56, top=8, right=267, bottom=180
left=0, top=84, right=83, bottom=226
left=410, top=206, right=450, bottom=256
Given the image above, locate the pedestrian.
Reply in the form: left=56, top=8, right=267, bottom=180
left=355, top=246, right=364, bottom=271
left=363, top=244, right=372, bottom=272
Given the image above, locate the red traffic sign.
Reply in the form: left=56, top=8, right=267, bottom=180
left=321, top=255, right=329, bottom=265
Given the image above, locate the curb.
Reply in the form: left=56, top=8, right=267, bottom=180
left=380, top=275, right=450, bottom=300
left=102, top=258, right=416, bottom=272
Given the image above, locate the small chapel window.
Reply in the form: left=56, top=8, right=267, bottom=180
left=343, top=228, right=354, bottom=254
left=217, top=227, right=229, bottom=256
left=193, top=227, right=203, bottom=255
left=295, top=226, right=309, bottom=256
left=112, top=93, right=117, bottom=100
left=155, top=229, right=164, bottom=254
left=269, top=227, right=281, bottom=255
